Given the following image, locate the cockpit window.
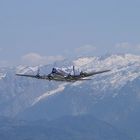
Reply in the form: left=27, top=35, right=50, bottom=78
left=52, top=68, right=57, bottom=73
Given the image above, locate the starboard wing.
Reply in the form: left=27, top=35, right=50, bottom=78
left=80, top=70, right=111, bottom=78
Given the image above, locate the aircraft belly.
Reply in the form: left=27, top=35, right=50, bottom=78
left=53, top=74, right=65, bottom=80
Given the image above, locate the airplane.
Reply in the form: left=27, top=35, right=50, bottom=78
left=16, top=66, right=111, bottom=82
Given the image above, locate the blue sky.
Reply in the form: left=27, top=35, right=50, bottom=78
left=0, top=0, right=140, bottom=66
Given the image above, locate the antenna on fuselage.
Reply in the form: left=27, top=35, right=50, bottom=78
left=73, top=65, right=75, bottom=76
left=37, top=67, right=40, bottom=76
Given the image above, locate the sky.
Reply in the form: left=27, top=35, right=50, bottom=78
left=0, top=0, right=140, bottom=66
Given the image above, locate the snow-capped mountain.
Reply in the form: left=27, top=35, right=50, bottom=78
left=0, top=54, right=140, bottom=138
left=0, top=54, right=140, bottom=116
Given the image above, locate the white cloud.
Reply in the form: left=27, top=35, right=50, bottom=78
left=32, top=83, right=68, bottom=105
left=115, top=42, right=131, bottom=49
left=75, top=45, right=96, bottom=53
left=114, top=42, right=140, bottom=55
left=62, top=45, right=97, bottom=57
left=74, top=45, right=97, bottom=57
left=115, top=42, right=140, bottom=50
left=22, top=52, right=65, bottom=65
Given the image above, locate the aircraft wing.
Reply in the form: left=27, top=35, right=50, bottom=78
left=16, top=74, right=49, bottom=80
left=16, top=73, right=92, bottom=82
left=80, top=70, right=111, bottom=77
left=16, top=69, right=111, bottom=82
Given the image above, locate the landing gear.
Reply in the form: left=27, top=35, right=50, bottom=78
left=48, top=75, right=53, bottom=80
left=66, top=74, right=73, bottom=79
left=80, top=71, right=86, bottom=77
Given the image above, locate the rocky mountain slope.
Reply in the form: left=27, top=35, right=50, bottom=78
left=0, top=115, right=131, bottom=140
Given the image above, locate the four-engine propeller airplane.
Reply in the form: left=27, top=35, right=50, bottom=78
left=16, top=66, right=110, bottom=82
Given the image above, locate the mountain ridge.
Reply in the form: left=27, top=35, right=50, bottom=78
left=0, top=53, right=140, bottom=118
left=0, top=53, right=140, bottom=139
left=0, top=115, right=131, bottom=140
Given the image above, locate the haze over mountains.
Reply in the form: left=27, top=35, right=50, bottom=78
left=0, top=53, right=140, bottom=140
